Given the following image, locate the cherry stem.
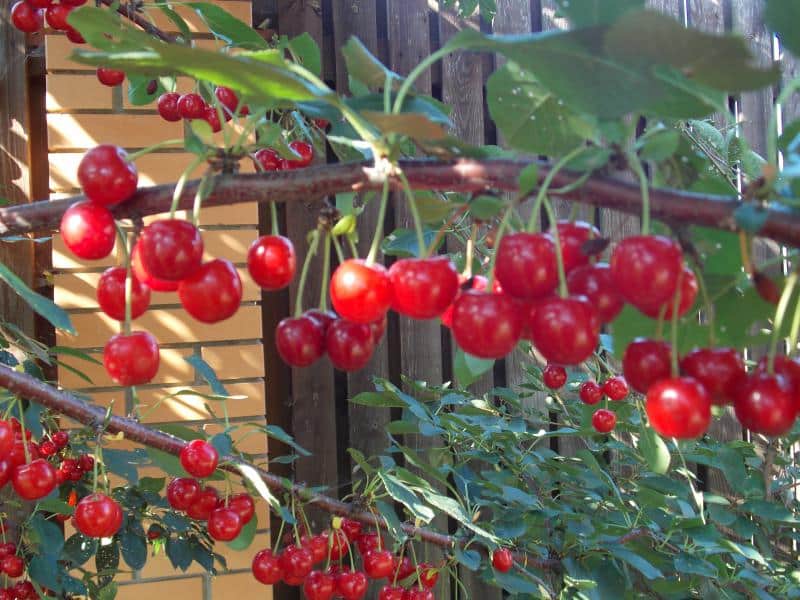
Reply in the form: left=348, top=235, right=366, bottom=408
left=788, top=290, right=800, bottom=358
left=192, top=171, right=214, bottom=226
left=170, top=155, right=206, bottom=219
left=464, top=224, right=477, bottom=279
left=391, top=543, right=406, bottom=587
left=692, top=263, right=717, bottom=347
left=346, top=235, right=358, bottom=260
left=16, top=397, right=30, bottom=464
left=366, top=180, right=390, bottom=265
left=526, top=146, right=585, bottom=233
left=408, top=542, right=422, bottom=591
left=669, top=271, right=684, bottom=377
left=270, top=202, right=279, bottom=236
left=332, top=234, right=346, bottom=263
left=294, top=230, right=321, bottom=317
left=398, top=170, right=427, bottom=259
left=767, top=270, right=798, bottom=374
left=739, top=231, right=754, bottom=276
left=541, top=198, right=568, bottom=299
left=428, top=203, right=467, bottom=258
left=628, top=152, right=651, bottom=236
left=272, top=517, right=286, bottom=553
left=92, top=440, right=100, bottom=494
left=486, top=209, right=512, bottom=290
left=123, top=232, right=133, bottom=337
left=319, top=233, right=331, bottom=312
left=125, top=139, right=184, bottom=162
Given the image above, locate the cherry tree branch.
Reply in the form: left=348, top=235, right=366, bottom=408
left=2, top=159, right=798, bottom=247
left=100, top=0, right=176, bottom=43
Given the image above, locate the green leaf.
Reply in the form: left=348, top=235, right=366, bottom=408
left=362, top=111, right=448, bottom=141
left=350, top=391, right=406, bottom=408
left=210, top=432, right=233, bottom=456
left=418, top=489, right=498, bottom=542
left=639, top=426, right=670, bottom=474
left=50, top=345, right=102, bottom=365
left=97, top=582, right=118, bottom=600
left=126, top=74, right=165, bottom=106
left=146, top=447, right=188, bottom=478
left=764, top=0, right=800, bottom=57
left=638, top=128, right=680, bottom=161
left=187, top=3, right=267, bottom=49
left=154, top=1, right=192, bottom=40
left=0, top=263, right=73, bottom=333
left=740, top=499, right=800, bottom=524
left=556, top=0, right=645, bottom=26
left=381, top=227, right=440, bottom=258
left=493, top=570, right=543, bottom=594
left=37, top=497, right=76, bottom=515
left=518, top=163, right=540, bottom=196
left=608, top=546, right=663, bottom=579
left=166, top=536, right=193, bottom=571
left=265, top=424, right=311, bottom=456
left=342, top=36, right=402, bottom=91
left=29, top=513, right=65, bottom=560
left=453, top=349, right=495, bottom=387
left=414, top=192, right=456, bottom=224
left=734, top=204, right=769, bottom=234
left=487, top=62, right=595, bottom=155
left=379, top=472, right=435, bottom=523
left=62, top=534, right=97, bottom=567
left=286, top=32, right=321, bottom=76
left=454, top=546, right=482, bottom=571
left=226, top=514, right=257, bottom=551
left=120, top=523, right=148, bottom=570
left=138, top=476, right=166, bottom=493
left=468, top=195, right=505, bottom=220
left=235, top=462, right=281, bottom=511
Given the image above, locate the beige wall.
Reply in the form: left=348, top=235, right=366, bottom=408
left=46, top=4, right=272, bottom=597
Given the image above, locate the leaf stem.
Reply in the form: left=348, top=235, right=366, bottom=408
left=366, top=180, right=390, bottom=265
left=767, top=270, right=798, bottom=374
left=526, top=146, right=585, bottom=232
left=294, top=230, right=320, bottom=317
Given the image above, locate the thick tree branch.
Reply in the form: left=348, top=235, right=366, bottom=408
left=3, top=159, right=800, bottom=247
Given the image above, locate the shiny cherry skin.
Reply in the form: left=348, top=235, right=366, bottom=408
left=275, top=315, right=325, bottom=367
left=610, top=235, right=683, bottom=308
left=96, top=267, right=150, bottom=321
left=0, top=420, right=14, bottom=456
left=330, top=259, right=393, bottom=324
left=494, top=232, right=558, bottom=300
left=302, top=534, right=329, bottom=564
left=74, top=493, right=123, bottom=538
left=131, top=242, right=178, bottom=292
left=179, top=259, right=243, bottom=323
left=180, top=439, right=218, bottom=478
left=305, top=309, right=337, bottom=336
left=340, top=518, right=362, bottom=541
left=441, top=274, right=497, bottom=328
left=228, top=493, right=255, bottom=524
left=52, top=430, right=69, bottom=449
left=65, top=25, right=85, bottom=43
left=138, top=219, right=203, bottom=281
left=186, top=487, right=219, bottom=521
left=754, top=355, right=800, bottom=394
left=96, top=67, right=125, bottom=87
left=492, top=548, right=514, bottom=573
left=166, top=477, right=201, bottom=510
left=543, top=364, right=567, bottom=390
left=204, top=106, right=222, bottom=133
left=253, top=148, right=281, bottom=171
left=337, top=570, right=368, bottom=600
left=214, top=86, right=240, bottom=119
left=0, top=543, right=15, bottom=559
left=622, top=338, right=672, bottom=394
left=355, top=532, right=382, bottom=555
left=379, top=586, right=405, bottom=600
left=637, top=266, right=698, bottom=319
left=392, top=555, right=415, bottom=581
left=11, top=2, right=43, bottom=32
left=8, top=442, right=39, bottom=470
left=11, top=459, right=56, bottom=500
left=592, top=408, right=617, bottom=433
left=177, top=93, right=207, bottom=119
left=416, top=564, right=438, bottom=589
left=556, top=220, right=601, bottom=273
left=326, top=529, right=350, bottom=561
left=566, top=263, right=625, bottom=324
left=207, top=507, right=242, bottom=541
left=734, top=373, right=798, bottom=436
left=403, top=589, right=434, bottom=600
left=452, top=291, right=523, bottom=359
left=0, top=459, right=12, bottom=489
left=646, top=376, right=711, bottom=439
left=1, top=555, right=23, bottom=578
left=282, top=140, right=314, bottom=169
left=157, top=92, right=182, bottom=122
left=579, top=381, right=603, bottom=405
left=304, top=570, right=336, bottom=600
left=370, top=315, right=387, bottom=344
left=530, top=296, right=599, bottom=365
left=247, top=235, right=296, bottom=290
left=326, top=320, right=375, bottom=371
left=389, top=256, right=459, bottom=319
left=363, top=550, right=395, bottom=579
left=78, top=145, right=138, bottom=206
left=278, top=545, right=314, bottom=580
left=45, top=4, right=71, bottom=30
left=252, top=549, right=284, bottom=585
left=103, top=331, right=159, bottom=386
left=680, top=347, right=745, bottom=406
left=602, top=376, right=628, bottom=401
left=60, top=201, right=115, bottom=260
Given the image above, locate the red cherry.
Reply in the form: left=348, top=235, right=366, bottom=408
left=186, top=486, right=219, bottom=521
left=74, top=493, right=123, bottom=538
left=305, top=309, right=337, bottom=335
left=77, top=145, right=138, bottom=206
left=370, top=315, right=387, bottom=344
left=131, top=242, right=178, bottom=292
left=204, top=106, right=222, bottom=133
left=1, top=555, right=23, bottom=578
left=254, top=149, right=281, bottom=171
left=610, top=236, right=683, bottom=308
left=0, top=459, right=11, bottom=489
left=637, top=266, right=698, bottom=319
left=416, top=563, right=438, bottom=589
left=276, top=315, right=325, bottom=367
left=157, top=93, right=182, bottom=122
left=38, top=440, right=56, bottom=457
left=179, top=259, right=242, bottom=323
left=646, top=377, right=711, bottom=439
left=492, top=548, right=514, bottom=573
left=379, top=586, right=405, bottom=600
left=214, top=86, right=240, bottom=119
left=734, top=373, right=798, bottom=436
left=52, top=430, right=69, bottom=449
left=96, top=67, right=124, bottom=87
left=566, top=263, right=624, bottom=324
left=392, top=555, right=415, bottom=581
left=389, top=257, right=459, bottom=319
left=340, top=518, right=362, bottom=541
left=602, top=376, right=628, bottom=401
left=592, top=408, right=617, bottom=433
left=530, top=296, right=599, bottom=365
left=326, top=319, right=375, bottom=372
left=330, top=259, right=393, bottom=324
left=403, top=589, right=434, bottom=600
left=579, top=381, right=603, bottom=405
left=138, top=219, right=203, bottom=281
left=180, top=439, right=218, bottom=478
left=754, top=355, right=800, bottom=394
left=177, top=93, right=207, bottom=119
left=452, top=291, right=523, bottom=359
left=303, top=534, right=329, bottom=564
left=103, top=331, right=159, bottom=386
left=555, top=220, right=601, bottom=273
left=494, top=232, right=558, bottom=300
left=11, top=459, right=56, bottom=500
left=207, top=507, right=242, bottom=541
left=0, top=421, right=14, bottom=456
left=440, top=274, right=492, bottom=328
left=327, top=529, right=350, bottom=561
left=247, top=235, right=296, bottom=290
left=680, top=347, right=745, bottom=406
left=283, top=140, right=314, bottom=169
left=11, top=582, right=35, bottom=600
left=65, top=25, right=84, bottom=43
left=166, top=477, right=201, bottom=510
left=363, top=550, right=394, bottom=579
left=228, top=493, right=255, bottom=524
left=60, top=201, right=115, bottom=260
left=0, top=543, right=15, bottom=559
left=542, top=364, right=567, bottom=390
left=97, top=267, right=150, bottom=321
left=11, top=2, right=43, bottom=32
left=355, top=532, right=382, bottom=555
left=252, top=549, right=283, bottom=585
left=337, top=570, right=368, bottom=600
left=622, top=338, right=672, bottom=394
left=304, top=570, right=336, bottom=600
left=78, top=454, right=94, bottom=472
left=278, top=545, right=314, bottom=579
left=45, top=4, right=70, bottom=30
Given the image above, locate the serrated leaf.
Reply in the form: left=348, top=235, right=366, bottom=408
left=0, top=263, right=73, bottom=333
left=379, top=472, right=435, bottom=523
left=166, top=536, right=193, bottom=571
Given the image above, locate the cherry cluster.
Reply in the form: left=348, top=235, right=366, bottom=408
left=9, top=0, right=85, bottom=39
left=156, top=87, right=251, bottom=133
